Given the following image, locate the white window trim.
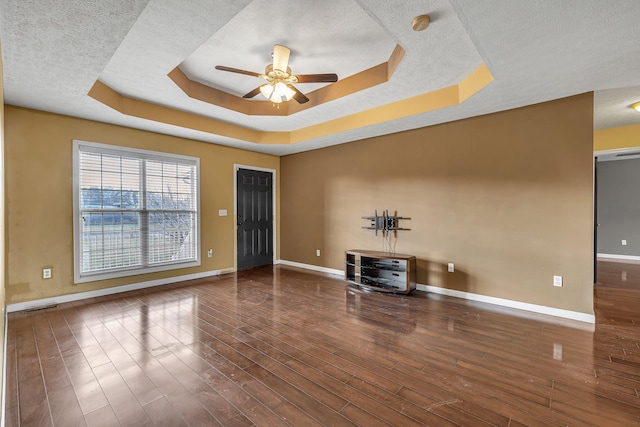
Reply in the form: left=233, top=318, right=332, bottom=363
left=73, top=140, right=201, bottom=284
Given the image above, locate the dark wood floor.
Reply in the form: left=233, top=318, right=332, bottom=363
left=5, top=261, right=640, bottom=426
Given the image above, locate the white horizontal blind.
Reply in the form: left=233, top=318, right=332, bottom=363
left=145, top=160, right=197, bottom=265
left=75, top=142, right=199, bottom=281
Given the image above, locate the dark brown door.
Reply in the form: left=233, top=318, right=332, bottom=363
left=236, top=168, right=274, bottom=270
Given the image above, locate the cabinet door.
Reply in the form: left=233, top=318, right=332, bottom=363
left=375, top=269, right=408, bottom=291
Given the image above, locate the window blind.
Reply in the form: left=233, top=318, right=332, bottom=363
left=74, top=141, right=199, bottom=282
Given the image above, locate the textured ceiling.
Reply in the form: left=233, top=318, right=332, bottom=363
left=179, top=0, right=396, bottom=98
left=2, top=0, right=640, bottom=156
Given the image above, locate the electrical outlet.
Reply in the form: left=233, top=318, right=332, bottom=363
left=316, top=249, right=321, bottom=257
left=553, top=275, right=563, bottom=287
left=622, top=239, right=627, bottom=246
left=207, top=249, right=213, bottom=258
left=447, top=263, right=454, bottom=273
left=43, top=268, right=52, bottom=279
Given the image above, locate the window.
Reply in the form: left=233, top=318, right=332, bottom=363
left=73, top=141, right=200, bottom=283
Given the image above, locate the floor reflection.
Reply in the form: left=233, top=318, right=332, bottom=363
left=135, top=294, right=200, bottom=363
left=345, top=285, right=417, bottom=333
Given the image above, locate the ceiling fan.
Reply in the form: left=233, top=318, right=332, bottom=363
left=215, top=45, right=338, bottom=104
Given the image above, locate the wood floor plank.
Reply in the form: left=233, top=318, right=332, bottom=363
left=197, top=388, right=254, bottom=427
left=238, top=402, right=295, bottom=427
left=338, top=403, right=390, bottom=427
left=18, top=375, right=52, bottom=426
left=244, top=363, right=354, bottom=426
left=15, top=328, right=43, bottom=382
left=61, top=348, right=110, bottom=415
left=5, top=405, right=19, bottom=427
left=6, top=261, right=640, bottom=426
left=48, top=385, right=88, bottom=427
left=128, top=351, right=224, bottom=426
left=5, top=333, right=19, bottom=413
left=345, top=376, right=459, bottom=426
left=397, top=385, right=511, bottom=427
left=97, top=338, right=165, bottom=406
left=84, top=404, right=121, bottom=427
left=92, top=362, right=154, bottom=427
left=200, top=357, right=284, bottom=407
left=143, top=397, right=189, bottom=427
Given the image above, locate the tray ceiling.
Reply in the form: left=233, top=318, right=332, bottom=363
left=2, top=0, right=640, bottom=155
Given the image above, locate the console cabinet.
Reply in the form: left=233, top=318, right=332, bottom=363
left=345, top=249, right=416, bottom=294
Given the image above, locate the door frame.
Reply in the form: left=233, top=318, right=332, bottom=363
left=593, top=146, right=640, bottom=281
left=233, top=164, right=277, bottom=270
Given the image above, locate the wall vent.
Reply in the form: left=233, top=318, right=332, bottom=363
left=25, top=304, right=58, bottom=313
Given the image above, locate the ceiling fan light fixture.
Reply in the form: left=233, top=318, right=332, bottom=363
left=216, top=44, right=335, bottom=105
left=260, top=82, right=294, bottom=103
left=631, top=101, right=640, bottom=112
left=274, top=82, right=294, bottom=100
left=259, top=84, right=274, bottom=99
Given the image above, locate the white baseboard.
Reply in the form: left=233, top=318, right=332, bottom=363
left=11, top=260, right=595, bottom=325
left=6, top=268, right=236, bottom=313
left=276, top=259, right=344, bottom=276
left=276, top=260, right=595, bottom=324
left=597, top=253, right=640, bottom=261
left=417, top=284, right=595, bottom=324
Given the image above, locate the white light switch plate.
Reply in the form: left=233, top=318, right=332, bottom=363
left=218, top=209, right=227, bottom=216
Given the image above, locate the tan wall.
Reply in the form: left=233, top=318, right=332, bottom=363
left=594, top=124, right=640, bottom=151
left=5, top=106, right=280, bottom=304
left=281, top=93, right=595, bottom=314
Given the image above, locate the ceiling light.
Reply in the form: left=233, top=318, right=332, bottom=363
left=412, top=15, right=431, bottom=31
left=259, top=84, right=274, bottom=99
left=631, top=102, right=640, bottom=112
left=259, top=82, right=294, bottom=103
left=216, top=44, right=337, bottom=105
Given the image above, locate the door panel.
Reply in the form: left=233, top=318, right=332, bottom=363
left=237, top=168, right=273, bottom=270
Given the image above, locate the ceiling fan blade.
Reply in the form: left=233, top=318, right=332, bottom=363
left=243, top=86, right=263, bottom=99
left=272, top=45, right=290, bottom=72
left=287, top=84, right=309, bottom=104
left=295, top=73, right=339, bottom=83
left=215, top=65, right=261, bottom=78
